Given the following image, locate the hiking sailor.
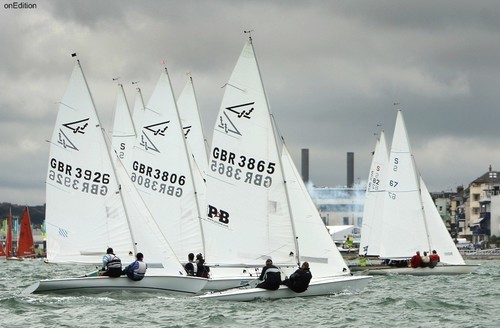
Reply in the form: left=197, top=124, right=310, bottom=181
left=256, top=259, right=281, bottom=290
left=122, top=252, right=147, bottom=281
left=101, top=247, right=122, bottom=277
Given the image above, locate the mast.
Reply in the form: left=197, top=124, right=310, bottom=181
left=163, top=66, right=207, bottom=255
left=247, top=34, right=301, bottom=267
left=75, top=58, right=138, bottom=255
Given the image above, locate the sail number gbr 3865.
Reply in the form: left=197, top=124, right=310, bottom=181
left=48, top=158, right=110, bottom=195
left=211, top=147, right=275, bottom=187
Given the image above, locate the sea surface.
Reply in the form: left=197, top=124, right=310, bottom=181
left=0, top=259, right=498, bottom=328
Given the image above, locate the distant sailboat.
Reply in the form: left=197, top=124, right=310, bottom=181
left=5, top=208, right=14, bottom=259
left=199, top=37, right=371, bottom=300
left=17, top=207, right=36, bottom=259
left=361, top=110, right=478, bottom=275
left=1, top=209, right=13, bottom=259
left=359, top=130, right=388, bottom=257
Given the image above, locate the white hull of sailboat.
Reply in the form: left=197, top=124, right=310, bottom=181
left=24, top=275, right=207, bottom=295
left=204, top=276, right=258, bottom=291
left=364, top=264, right=479, bottom=276
left=198, top=275, right=371, bottom=301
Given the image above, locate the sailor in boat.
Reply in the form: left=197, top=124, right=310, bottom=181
left=122, top=252, right=147, bottom=281
left=256, top=259, right=281, bottom=290
left=195, top=253, right=210, bottom=278
left=184, top=253, right=197, bottom=276
left=282, top=262, right=312, bottom=293
left=409, top=251, right=422, bottom=268
left=420, top=251, right=431, bottom=267
left=100, top=248, right=122, bottom=277
left=429, top=250, right=441, bottom=268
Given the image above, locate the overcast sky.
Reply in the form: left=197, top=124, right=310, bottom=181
left=2, top=0, right=500, bottom=206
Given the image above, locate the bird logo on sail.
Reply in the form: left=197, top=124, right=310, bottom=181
left=183, top=125, right=192, bottom=139
left=138, top=121, right=170, bottom=153
left=217, top=102, right=254, bottom=136
left=57, top=118, right=90, bottom=151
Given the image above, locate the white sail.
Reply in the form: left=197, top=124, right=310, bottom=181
left=46, top=62, right=134, bottom=264
left=202, top=39, right=297, bottom=267
left=420, top=176, right=465, bottom=265
left=111, top=83, right=136, bottom=170
left=281, top=146, right=350, bottom=277
left=177, top=76, right=210, bottom=177
left=359, top=130, right=389, bottom=256
left=379, top=110, right=429, bottom=259
left=129, top=68, right=205, bottom=261
left=198, top=38, right=371, bottom=300
left=112, top=154, right=192, bottom=275
left=352, top=110, right=478, bottom=275
left=131, top=86, right=146, bottom=136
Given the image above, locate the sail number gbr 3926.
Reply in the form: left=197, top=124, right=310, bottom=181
left=48, top=158, right=110, bottom=195
left=210, top=147, right=275, bottom=187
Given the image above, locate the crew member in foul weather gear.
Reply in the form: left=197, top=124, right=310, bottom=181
left=101, top=247, right=122, bottom=277
left=256, top=259, right=281, bottom=290
left=122, top=252, right=147, bottom=281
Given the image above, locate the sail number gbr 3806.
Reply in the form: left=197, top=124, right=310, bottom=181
left=48, top=158, right=110, bottom=195
left=211, top=147, right=275, bottom=187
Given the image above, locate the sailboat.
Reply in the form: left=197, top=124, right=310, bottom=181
left=17, top=207, right=36, bottom=259
left=129, top=67, right=207, bottom=265
left=25, top=58, right=207, bottom=294
left=359, top=130, right=389, bottom=257
left=2, top=208, right=14, bottom=259
left=127, top=68, right=255, bottom=290
left=198, top=37, right=371, bottom=301
left=361, top=110, right=478, bottom=275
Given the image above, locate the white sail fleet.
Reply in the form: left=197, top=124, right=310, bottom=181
left=24, top=36, right=475, bottom=299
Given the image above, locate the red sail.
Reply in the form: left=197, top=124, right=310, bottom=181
left=17, top=207, right=36, bottom=258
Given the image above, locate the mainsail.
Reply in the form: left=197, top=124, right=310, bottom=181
left=359, top=130, right=388, bottom=257
left=129, top=68, right=205, bottom=261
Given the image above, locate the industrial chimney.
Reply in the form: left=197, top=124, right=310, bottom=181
left=301, top=148, right=309, bottom=183
left=347, top=152, right=354, bottom=188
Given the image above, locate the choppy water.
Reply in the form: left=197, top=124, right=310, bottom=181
left=0, top=259, right=498, bottom=328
